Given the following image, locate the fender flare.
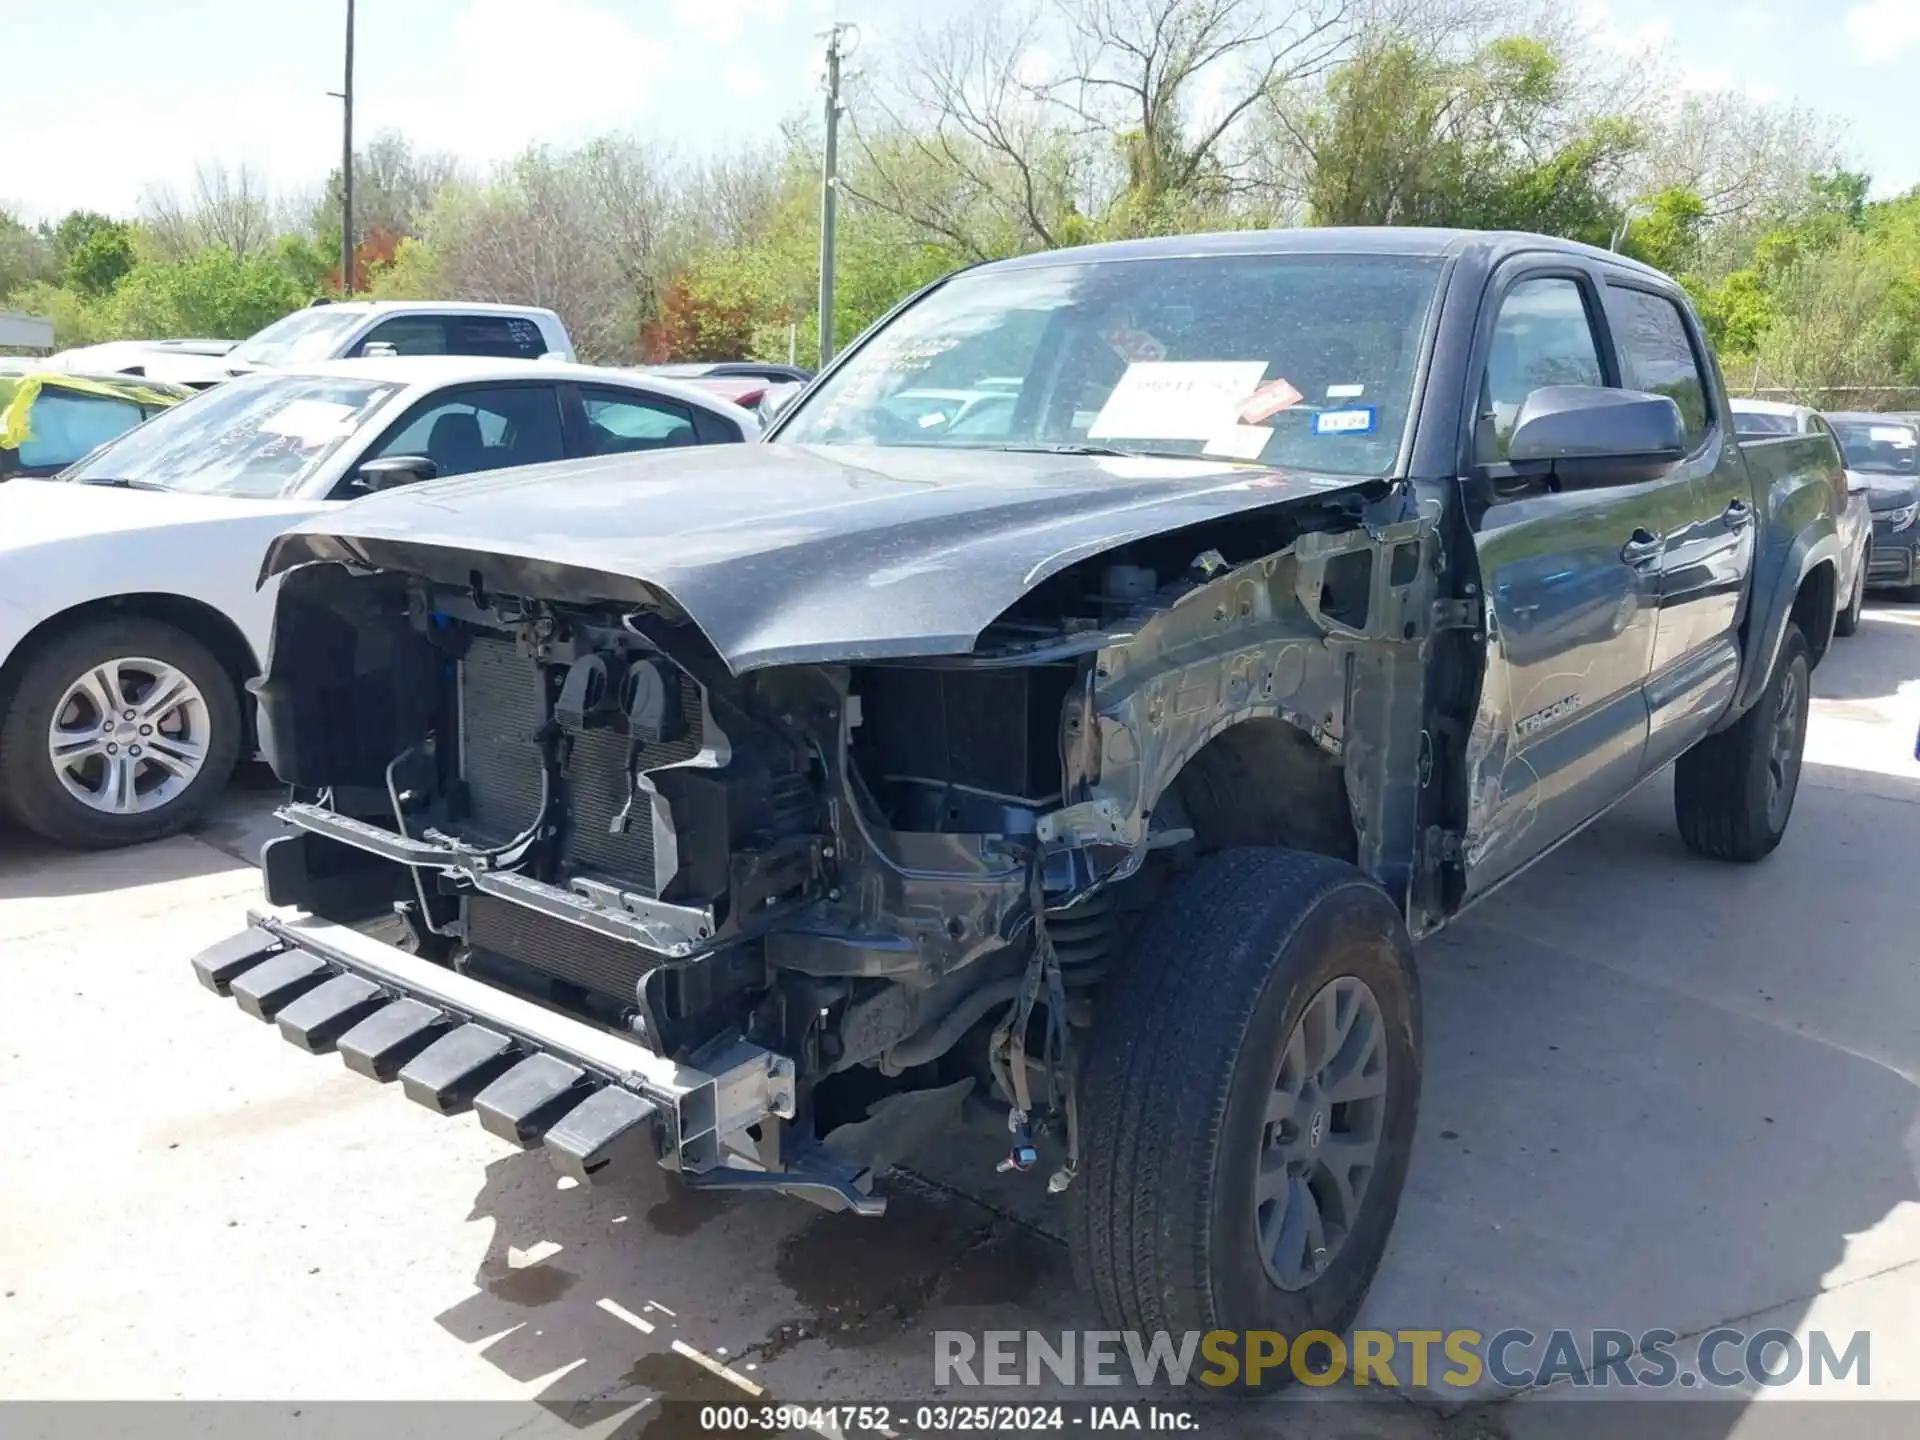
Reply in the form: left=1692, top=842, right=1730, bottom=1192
left=1723, top=518, right=1843, bottom=726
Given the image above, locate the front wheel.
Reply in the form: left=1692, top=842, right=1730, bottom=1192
left=1068, top=849, right=1421, bottom=1384
left=1673, top=623, right=1810, bottom=862
left=0, top=617, right=241, bottom=848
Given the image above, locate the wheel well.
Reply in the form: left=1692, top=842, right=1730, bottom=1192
left=1791, top=560, right=1837, bottom=669
left=1165, top=717, right=1357, bottom=863
left=0, top=594, right=260, bottom=725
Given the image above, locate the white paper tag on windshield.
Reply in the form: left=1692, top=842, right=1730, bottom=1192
left=1327, top=383, right=1365, bottom=398
left=1869, top=425, right=1915, bottom=445
left=1089, top=361, right=1269, bottom=441
left=1204, top=424, right=1273, bottom=460
left=259, top=399, right=359, bottom=442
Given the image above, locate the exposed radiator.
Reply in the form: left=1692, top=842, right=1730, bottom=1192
left=457, top=636, right=703, bottom=885
left=464, top=893, right=659, bottom=1003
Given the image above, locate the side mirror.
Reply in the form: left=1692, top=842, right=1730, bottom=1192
left=757, top=381, right=804, bottom=428
left=352, top=454, right=437, bottom=492
left=1507, top=385, right=1686, bottom=483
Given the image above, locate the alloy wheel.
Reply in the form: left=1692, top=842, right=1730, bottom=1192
left=46, top=656, right=212, bottom=815
left=1255, top=975, right=1389, bottom=1291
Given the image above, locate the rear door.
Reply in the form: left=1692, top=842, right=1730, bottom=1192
left=1601, top=281, right=1752, bottom=767
left=1457, top=265, right=1679, bottom=898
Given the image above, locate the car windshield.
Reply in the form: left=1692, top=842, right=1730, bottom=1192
left=1733, top=410, right=1796, bottom=436
left=61, top=372, right=399, bottom=497
left=1832, top=419, right=1919, bottom=475
left=776, top=252, right=1444, bottom=476
left=230, top=307, right=369, bottom=366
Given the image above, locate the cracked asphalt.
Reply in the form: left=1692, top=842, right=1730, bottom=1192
left=2, top=606, right=1917, bottom=1440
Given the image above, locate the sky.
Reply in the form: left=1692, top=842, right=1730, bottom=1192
left=2, top=0, right=1918, bottom=225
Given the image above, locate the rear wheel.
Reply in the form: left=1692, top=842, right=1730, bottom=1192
left=1673, top=623, right=1810, bottom=862
left=0, top=618, right=241, bottom=848
left=1068, top=848, right=1421, bottom=1386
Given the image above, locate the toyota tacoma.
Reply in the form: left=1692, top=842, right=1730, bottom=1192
left=193, top=229, right=1845, bottom=1352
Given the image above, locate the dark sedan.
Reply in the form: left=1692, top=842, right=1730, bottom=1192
left=1828, top=412, right=1920, bottom=592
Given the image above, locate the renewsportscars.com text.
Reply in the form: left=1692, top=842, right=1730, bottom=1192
left=934, top=1328, right=1872, bottom=1390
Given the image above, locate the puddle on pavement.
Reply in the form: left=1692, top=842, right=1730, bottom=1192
left=644, top=1185, right=730, bottom=1237
left=768, top=1179, right=1059, bottom=1352
left=478, top=1256, right=579, bottom=1307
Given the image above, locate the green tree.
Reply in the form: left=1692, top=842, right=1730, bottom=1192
left=0, top=207, right=54, bottom=301
left=64, top=222, right=137, bottom=297
left=105, top=247, right=309, bottom=339
left=1622, top=189, right=1707, bottom=277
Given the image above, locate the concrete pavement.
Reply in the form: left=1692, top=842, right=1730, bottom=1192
left=2, top=605, right=1917, bottom=1439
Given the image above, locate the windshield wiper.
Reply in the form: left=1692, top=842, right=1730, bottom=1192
left=74, top=476, right=171, bottom=491
left=962, top=441, right=1146, bottom=457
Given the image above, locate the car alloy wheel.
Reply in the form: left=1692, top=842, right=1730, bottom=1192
left=46, top=656, right=212, bottom=815
left=1255, top=974, right=1389, bottom=1291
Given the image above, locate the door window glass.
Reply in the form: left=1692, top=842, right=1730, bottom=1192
left=356, top=316, right=447, bottom=356
left=1604, top=286, right=1712, bottom=449
left=367, top=385, right=565, bottom=480
left=580, top=388, right=696, bottom=453
left=1477, top=278, right=1605, bottom=462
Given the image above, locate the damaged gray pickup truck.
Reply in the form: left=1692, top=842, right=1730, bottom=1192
left=194, top=228, right=1845, bottom=1351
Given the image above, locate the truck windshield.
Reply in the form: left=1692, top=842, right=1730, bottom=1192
left=777, top=252, right=1444, bottom=476
left=231, top=308, right=368, bottom=366
left=61, top=372, right=398, bottom=497
left=1832, top=419, right=1919, bottom=475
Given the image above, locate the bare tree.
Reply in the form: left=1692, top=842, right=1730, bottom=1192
left=848, top=5, right=1084, bottom=255
left=356, top=131, right=462, bottom=238
left=1038, top=0, right=1358, bottom=201
left=1636, top=92, right=1843, bottom=226
left=141, top=163, right=277, bottom=261
left=421, top=144, right=680, bottom=363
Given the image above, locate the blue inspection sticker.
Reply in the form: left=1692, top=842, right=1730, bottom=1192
left=1314, top=406, right=1377, bottom=435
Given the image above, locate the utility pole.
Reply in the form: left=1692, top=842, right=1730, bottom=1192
left=817, top=22, right=853, bottom=368
left=331, top=0, right=356, bottom=296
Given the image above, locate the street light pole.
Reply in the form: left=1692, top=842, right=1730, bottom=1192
left=817, top=22, right=852, bottom=368
left=339, top=0, right=356, bottom=295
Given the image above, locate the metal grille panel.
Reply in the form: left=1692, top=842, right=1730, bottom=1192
left=457, top=637, right=702, bottom=883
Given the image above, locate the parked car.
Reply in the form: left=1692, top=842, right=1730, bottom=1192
left=1731, top=398, right=1869, bottom=633
left=0, top=356, right=753, bottom=848
left=649, top=360, right=813, bottom=385
left=194, top=228, right=1842, bottom=1361
left=43, top=304, right=577, bottom=391
left=1, top=371, right=190, bottom=480
left=1824, top=412, right=1920, bottom=595
left=663, top=375, right=773, bottom=411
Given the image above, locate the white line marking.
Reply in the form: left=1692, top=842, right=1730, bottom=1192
left=595, top=1297, right=657, bottom=1334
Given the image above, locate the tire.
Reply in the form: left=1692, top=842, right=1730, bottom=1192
left=0, top=617, right=241, bottom=848
left=1068, top=848, right=1421, bottom=1386
left=1833, top=549, right=1866, bottom=637
left=1673, top=623, right=1810, bottom=863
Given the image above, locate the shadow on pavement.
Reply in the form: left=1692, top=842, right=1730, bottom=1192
left=432, top=1149, right=1078, bottom=1434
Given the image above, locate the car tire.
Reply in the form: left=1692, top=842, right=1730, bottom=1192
left=0, top=617, right=241, bottom=849
left=1673, top=623, right=1810, bottom=863
left=1067, top=848, right=1421, bottom=1388
left=1833, top=549, right=1867, bottom=637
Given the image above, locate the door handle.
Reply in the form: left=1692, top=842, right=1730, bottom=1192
left=1620, top=530, right=1663, bottom=566
left=1724, top=499, right=1754, bottom=530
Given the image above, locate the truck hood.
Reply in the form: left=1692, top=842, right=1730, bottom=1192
left=266, top=442, right=1380, bottom=673
left=1849, top=470, right=1920, bottom=511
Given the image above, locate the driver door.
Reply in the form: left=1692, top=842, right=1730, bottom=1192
left=1456, top=267, right=1682, bottom=900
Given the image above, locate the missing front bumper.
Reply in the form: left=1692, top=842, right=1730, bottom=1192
left=189, top=913, right=879, bottom=1213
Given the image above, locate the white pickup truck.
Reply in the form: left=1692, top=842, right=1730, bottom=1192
left=48, top=302, right=575, bottom=389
